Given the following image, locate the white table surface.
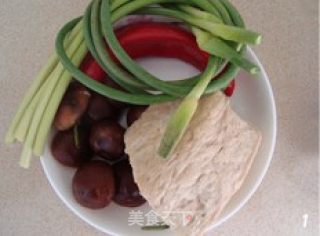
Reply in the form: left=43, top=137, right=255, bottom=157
left=0, top=0, right=318, bottom=235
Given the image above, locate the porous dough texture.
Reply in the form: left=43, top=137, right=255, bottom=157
left=125, top=92, right=261, bottom=236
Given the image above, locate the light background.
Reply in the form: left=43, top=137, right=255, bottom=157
left=0, top=0, right=318, bottom=235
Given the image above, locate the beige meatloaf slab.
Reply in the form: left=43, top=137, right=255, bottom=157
left=125, top=92, right=261, bottom=236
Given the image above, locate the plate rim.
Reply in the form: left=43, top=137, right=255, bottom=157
left=206, top=46, right=277, bottom=231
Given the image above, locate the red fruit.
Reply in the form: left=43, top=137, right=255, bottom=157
left=87, top=93, right=119, bottom=122
left=72, top=161, right=115, bottom=209
left=90, top=120, right=125, bottom=160
left=113, top=159, right=146, bottom=207
left=51, top=129, right=91, bottom=167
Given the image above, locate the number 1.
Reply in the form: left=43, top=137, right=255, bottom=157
left=302, top=214, right=308, bottom=228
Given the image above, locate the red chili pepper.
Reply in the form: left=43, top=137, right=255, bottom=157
left=114, top=22, right=209, bottom=71
left=223, top=79, right=235, bottom=97
left=79, top=54, right=105, bottom=82
left=80, top=22, right=235, bottom=96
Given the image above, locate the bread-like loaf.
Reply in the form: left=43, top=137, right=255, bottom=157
left=125, top=92, right=261, bottom=236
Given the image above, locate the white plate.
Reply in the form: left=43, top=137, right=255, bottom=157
left=41, top=47, right=277, bottom=236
